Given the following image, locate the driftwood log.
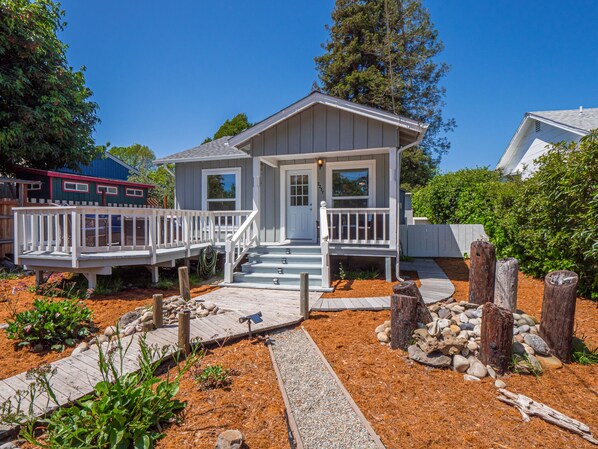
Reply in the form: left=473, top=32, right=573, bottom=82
left=392, top=281, right=432, bottom=324
left=469, top=240, right=496, bottom=305
left=498, top=389, right=598, bottom=445
left=494, top=257, right=518, bottom=311
left=540, top=270, right=579, bottom=363
left=390, top=294, right=418, bottom=350
left=480, top=302, right=513, bottom=373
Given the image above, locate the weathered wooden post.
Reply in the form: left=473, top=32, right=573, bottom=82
left=390, top=294, right=418, bottom=350
left=469, top=240, right=496, bottom=305
left=480, top=302, right=513, bottom=373
left=178, top=309, right=191, bottom=356
left=393, top=281, right=433, bottom=324
left=153, top=294, right=163, bottom=329
left=178, top=266, right=190, bottom=302
left=494, top=257, right=518, bottom=311
left=540, top=270, right=578, bottom=363
left=300, top=272, right=309, bottom=320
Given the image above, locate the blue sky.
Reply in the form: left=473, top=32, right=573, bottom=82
left=60, top=0, right=598, bottom=172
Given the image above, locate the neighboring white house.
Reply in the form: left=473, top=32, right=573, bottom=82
left=496, top=107, right=598, bottom=177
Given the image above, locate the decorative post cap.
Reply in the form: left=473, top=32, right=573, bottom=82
left=320, top=201, right=327, bottom=208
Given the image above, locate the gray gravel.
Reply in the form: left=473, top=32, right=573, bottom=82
left=270, top=329, right=380, bottom=449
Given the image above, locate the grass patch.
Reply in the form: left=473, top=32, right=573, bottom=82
left=572, top=335, right=598, bottom=365
left=337, top=263, right=380, bottom=281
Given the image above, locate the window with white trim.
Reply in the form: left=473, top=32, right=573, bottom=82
left=97, top=185, right=118, bottom=195
left=326, top=160, right=375, bottom=208
left=63, top=181, right=89, bottom=193
left=202, top=168, right=241, bottom=211
left=126, top=188, right=144, bottom=197
left=28, top=183, right=41, bottom=191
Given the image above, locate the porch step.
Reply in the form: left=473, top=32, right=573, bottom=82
left=248, top=253, right=322, bottom=264
left=242, top=262, right=322, bottom=276
left=230, top=272, right=330, bottom=292
left=255, top=245, right=321, bottom=255
left=220, top=280, right=332, bottom=292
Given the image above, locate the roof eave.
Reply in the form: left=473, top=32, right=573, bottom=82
left=154, top=153, right=251, bottom=165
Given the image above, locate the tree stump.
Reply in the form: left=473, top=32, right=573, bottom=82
left=390, top=294, right=418, bottom=350
left=480, top=302, right=513, bottom=373
left=392, top=281, right=432, bottom=324
left=540, top=270, right=578, bottom=363
left=469, top=240, right=496, bottom=305
left=494, top=257, right=518, bottom=311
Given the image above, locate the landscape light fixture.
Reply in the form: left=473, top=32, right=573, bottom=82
left=238, top=311, right=263, bottom=339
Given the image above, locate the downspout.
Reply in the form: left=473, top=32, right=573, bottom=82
left=395, top=129, right=426, bottom=281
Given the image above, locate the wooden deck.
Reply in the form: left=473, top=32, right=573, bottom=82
left=311, top=258, right=454, bottom=311
left=0, top=288, right=321, bottom=437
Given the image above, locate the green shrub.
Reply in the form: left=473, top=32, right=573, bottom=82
left=5, top=298, right=94, bottom=351
left=412, top=131, right=598, bottom=298
left=93, top=276, right=124, bottom=296
left=12, top=335, right=198, bottom=448
left=36, top=273, right=91, bottom=300
left=194, top=363, right=234, bottom=390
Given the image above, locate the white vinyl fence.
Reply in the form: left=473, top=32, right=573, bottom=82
left=400, top=224, right=487, bottom=258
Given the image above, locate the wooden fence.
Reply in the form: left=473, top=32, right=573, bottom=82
left=0, top=199, right=18, bottom=259
left=400, top=224, right=488, bottom=258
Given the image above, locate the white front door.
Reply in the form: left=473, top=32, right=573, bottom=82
left=286, top=169, right=314, bottom=240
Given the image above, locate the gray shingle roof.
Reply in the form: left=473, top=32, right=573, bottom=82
left=154, top=136, right=249, bottom=164
left=529, top=108, right=598, bottom=133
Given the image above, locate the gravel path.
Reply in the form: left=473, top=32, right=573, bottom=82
left=270, top=329, right=381, bottom=449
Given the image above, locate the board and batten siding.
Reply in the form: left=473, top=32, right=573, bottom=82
left=507, top=121, right=581, bottom=177
left=249, top=104, right=399, bottom=156
left=175, top=158, right=253, bottom=211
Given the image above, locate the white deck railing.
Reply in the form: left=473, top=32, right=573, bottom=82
left=224, top=210, right=259, bottom=283
left=13, top=206, right=252, bottom=266
left=319, top=202, right=331, bottom=288
left=325, top=207, right=390, bottom=245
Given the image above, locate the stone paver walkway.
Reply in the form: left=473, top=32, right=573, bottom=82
left=311, top=258, right=454, bottom=311
left=269, top=328, right=384, bottom=449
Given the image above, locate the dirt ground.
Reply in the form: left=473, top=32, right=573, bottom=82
left=435, top=258, right=598, bottom=346
left=156, top=338, right=288, bottom=449
left=323, top=270, right=420, bottom=298
left=0, top=275, right=219, bottom=380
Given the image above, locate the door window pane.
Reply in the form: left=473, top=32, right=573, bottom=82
left=289, top=173, right=309, bottom=207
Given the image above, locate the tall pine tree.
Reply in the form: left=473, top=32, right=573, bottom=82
left=315, top=0, right=454, bottom=189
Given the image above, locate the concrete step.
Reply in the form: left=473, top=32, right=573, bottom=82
left=241, top=261, right=322, bottom=276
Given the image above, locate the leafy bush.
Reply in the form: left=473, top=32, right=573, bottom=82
left=36, top=273, right=92, bottom=300
left=5, top=298, right=94, bottom=351
left=412, top=132, right=598, bottom=298
left=93, top=276, right=124, bottom=296
left=11, top=335, right=198, bottom=448
left=194, top=363, right=234, bottom=390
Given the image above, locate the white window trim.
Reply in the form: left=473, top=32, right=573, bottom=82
left=125, top=188, right=144, bottom=197
left=279, top=163, right=317, bottom=242
left=63, top=181, right=89, bottom=193
left=97, top=185, right=118, bottom=196
left=201, top=167, right=242, bottom=210
left=325, top=159, right=376, bottom=208
left=28, top=183, right=41, bottom=191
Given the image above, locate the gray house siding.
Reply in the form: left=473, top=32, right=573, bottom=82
left=175, top=158, right=253, bottom=210
left=249, top=104, right=399, bottom=156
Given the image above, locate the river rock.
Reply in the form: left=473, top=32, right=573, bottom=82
left=438, top=308, right=451, bottom=319
left=517, top=324, right=530, bottom=334
left=453, top=354, right=470, bottom=373
left=118, top=311, right=141, bottom=328
left=523, top=334, right=550, bottom=356
left=141, top=321, right=154, bottom=332
left=460, top=323, right=475, bottom=331
left=407, top=345, right=451, bottom=368
left=522, top=343, right=535, bottom=356
left=104, top=326, right=117, bottom=338
left=486, top=365, right=497, bottom=379
left=512, top=341, right=525, bottom=356
left=140, top=311, right=153, bottom=323
left=71, top=342, right=89, bottom=356
left=449, top=324, right=460, bottom=334
left=463, top=374, right=481, bottom=382
left=205, top=302, right=217, bottom=311
left=536, top=355, right=563, bottom=370
left=438, top=319, right=451, bottom=330
left=494, top=379, right=507, bottom=389
left=375, top=323, right=387, bottom=333
left=377, top=332, right=390, bottom=343
left=467, top=361, right=488, bottom=379
left=124, top=325, right=137, bottom=336
left=215, top=429, right=245, bottom=449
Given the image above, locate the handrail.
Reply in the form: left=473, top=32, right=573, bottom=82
left=319, top=202, right=330, bottom=288
left=224, top=210, right=259, bottom=283
left=326, top=207, right=390, bottom=245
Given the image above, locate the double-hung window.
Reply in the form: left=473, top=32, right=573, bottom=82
left=326, top=160, right=375, bottom=208
left=202, top=168, right=241, bottom=211
left=125, top=188, right=144, bottom=197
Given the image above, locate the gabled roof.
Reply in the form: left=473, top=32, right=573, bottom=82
left=156, top=91, right=428, bottom=164
left=496, top=107, right=598, bottom=171
left=105, top=152, right=140, bottom=175
left=154, top=136, right=251, bottom=164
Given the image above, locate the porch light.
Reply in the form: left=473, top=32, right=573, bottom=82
left=317, top=158, right=325, bottom=168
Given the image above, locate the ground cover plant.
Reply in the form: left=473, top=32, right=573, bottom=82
left=413, top=131, right=598, bottom=298
left=193, top=363, right=235, bottom=390
left=5, top=297, right=93, bottom=351
left=4, top=335, right=199, bottom=449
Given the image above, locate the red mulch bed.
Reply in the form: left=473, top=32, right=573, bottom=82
left=322, top=271, right=420, bottom=298
left=0, top=275, right=219, bottom=380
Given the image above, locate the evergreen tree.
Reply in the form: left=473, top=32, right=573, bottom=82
left=315, top=0, right=454, bottom=188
